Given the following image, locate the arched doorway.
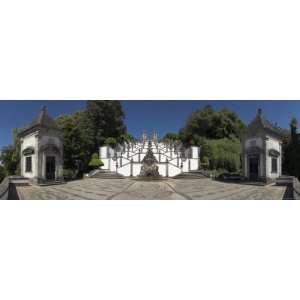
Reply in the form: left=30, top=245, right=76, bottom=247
left=39, top=144, right=63, bottom=182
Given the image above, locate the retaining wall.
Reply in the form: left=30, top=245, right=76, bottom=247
left=0, top=177, right=10, bottom=200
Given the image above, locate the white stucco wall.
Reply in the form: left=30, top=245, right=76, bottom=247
left=265, top=136, right=281, bottom=179
left=21, top=132, right=38, bottom=179
left=21, top=131, right=63, bottom=181
left=39, top=135, right=61, bottom=148
left=98, top=142, right=200, bottom=177
left=243, top=134, right=282, bottom=180
left=245, top=137, right=263, bottom=149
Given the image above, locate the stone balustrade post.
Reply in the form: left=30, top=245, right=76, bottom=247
left=166, top=159, right=169, bottom=177
left=130, top=159, right=133, bottom=176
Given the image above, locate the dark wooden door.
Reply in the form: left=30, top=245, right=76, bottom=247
left=46, top=156, right=56, bottom=180
left=249, top=156, right=259, bottom=181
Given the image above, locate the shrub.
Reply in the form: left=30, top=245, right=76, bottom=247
left=104, top=137, right=117, bottom=148
left=88, top=153, right=104, bottom=169
left=63, top=169, right=76, bottom=180
left=201, top=156, right=210, bottom=170
left=202, top=138, right=241, bottom=173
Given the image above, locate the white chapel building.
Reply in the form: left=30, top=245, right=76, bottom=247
left=241, top=109, right=286, bottom=182
left=19, top=107, right=64, bottom=183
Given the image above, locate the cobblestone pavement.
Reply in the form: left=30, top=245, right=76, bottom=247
left=16, top=178, right=287, bottom=200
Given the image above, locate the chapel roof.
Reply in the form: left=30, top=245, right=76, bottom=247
left=31, top=106, right=58, bottom=127
left=19, top=106, right=60, bottom=137
left=246, top=108, right=289, bottom=138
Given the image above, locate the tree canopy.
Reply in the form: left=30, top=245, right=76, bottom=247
left=56, top=101, right=128, bottom=173
left=56, top=111, right=86, bottom=170
left=179, top=105, right=246, bottom=146
left=104, top=137, right=117, bottom=148
left=162, top=132, right=179, bottom=142
left=80, top=100, right=127, bottom=154
left=0, top=128, right=22, bottom=176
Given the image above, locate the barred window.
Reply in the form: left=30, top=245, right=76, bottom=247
left=25, top=156, right=32, bottom=172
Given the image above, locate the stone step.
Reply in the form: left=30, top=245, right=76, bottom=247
left=173, top=172, right=207, bottom=179
left=38, top=180, right=65, bottom=186
left=90, top=170, right=125, bottom=179
left=9, top=176, right=30, bottom=186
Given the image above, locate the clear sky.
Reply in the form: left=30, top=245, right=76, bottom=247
left=0, top=100, right=299, bottom=148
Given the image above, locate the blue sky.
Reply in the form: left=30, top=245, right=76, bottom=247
left=0, top=100, right=299, bottom=148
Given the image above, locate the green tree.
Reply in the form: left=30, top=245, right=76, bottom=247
left=88, top=153, right=104, bottom=169
left=119, top=133, right=135, bottom=144
left=56, top=111, right=87, bottom=170
left=179, top=105, right=245, bottom=145
left=0, top=165, right=7, bottom=183
left=104, top=137, right=117, bottom=148
left=80, top=101, right=127, bottom=154
left=0, top=128, right=22, bottom=176
left=204, top=138, right=241, bottom=172
left=201, top=156, right=210, bottom=170
left=290, top=117, right=298, bottom=128
left=0, top=145, right=18, bottom=175
left=163, top=132, right=179, bottom=142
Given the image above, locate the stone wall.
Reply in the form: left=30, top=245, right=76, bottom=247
left=0, top=177, right=10, bottom=200
left=293, top=177, right=300, bottom=200
left=0, top=176, right=20, bottom=200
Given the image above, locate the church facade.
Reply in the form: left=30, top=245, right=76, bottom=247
left=241, top=109, right=286, bottom=182
left=19, top=107, right=64, bottom=183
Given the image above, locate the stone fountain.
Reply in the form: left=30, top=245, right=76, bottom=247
left=138, top=141, right=162, bottom=180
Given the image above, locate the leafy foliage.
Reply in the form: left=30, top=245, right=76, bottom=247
left=201, top=156, right=210, bottom=170
left=179, top=105, right=245, bottom=145
left=197, top=138, right=241, bottom=172
left=56, top=112, right=87, bottom=170
left=88, top=153, right=104, bottom=169
left=56, top=101, right=128, bottom=173
left=104, top=137, right=117, bottom=148
left=162, top=132, right=179, bottom=142
left=80, top=100, right=127, bottom=154
left=0, top=165, right=7, bottom=183
left=177, top=106, right=244, bottom=173
left=119, top=133, right=135, bottom=144
left=290, top=117, right=298, bottom=128
left=282, top=117, right=300, bottom=178
left=0, top=128, right=22, bottom=176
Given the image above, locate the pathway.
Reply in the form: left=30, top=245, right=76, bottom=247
left=16, top=178, right=287, bottom=200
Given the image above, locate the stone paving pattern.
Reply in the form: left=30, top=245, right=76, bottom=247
left=16, top=178, right=287, bottom=200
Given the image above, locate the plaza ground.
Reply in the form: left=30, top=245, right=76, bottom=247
left=16, top=178, right=287, bottom=200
